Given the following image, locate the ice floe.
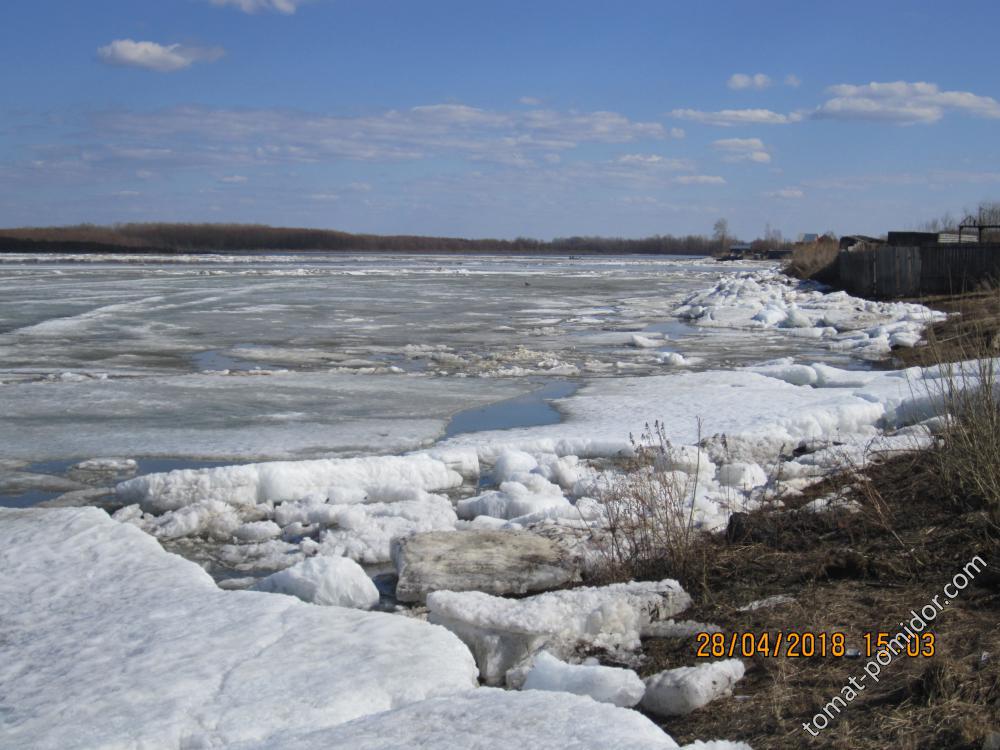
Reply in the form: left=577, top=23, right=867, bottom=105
left=235, top=689, right=683, bottom=750
left=391, top=529, right=581, bottom=603
left=253, top=555, right=379, bottom=609
left=427, top=579, right=692, bottom=684
left=0, top=507, right=477, bottom=748
left=641, top=660, right=746, bottom=717
left=520, top=651, right=646, bottom=707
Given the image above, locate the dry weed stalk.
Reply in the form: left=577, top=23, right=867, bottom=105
left=594, top=420, right=706, bottom=584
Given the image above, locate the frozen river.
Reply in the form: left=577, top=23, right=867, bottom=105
left=0, top=252, right=928, bottom=507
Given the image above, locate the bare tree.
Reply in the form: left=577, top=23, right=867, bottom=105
left=712, top=218, right=729, bottom=250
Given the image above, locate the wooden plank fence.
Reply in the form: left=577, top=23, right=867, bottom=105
left=837, top=243, right=1000, bottom=298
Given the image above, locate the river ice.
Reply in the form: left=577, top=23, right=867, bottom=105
left=0, top=253, right=949, bottom=748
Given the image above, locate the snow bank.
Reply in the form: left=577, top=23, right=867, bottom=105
left=253, top=555, right=379, bottom=609
left=642, top=660, right=746, bottom=717
left=0, top=507, right=477, bottom=749
left=521, top=651, right=646, bottom=707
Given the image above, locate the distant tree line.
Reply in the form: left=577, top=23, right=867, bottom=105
left=0, top=223, right=727, bottom=256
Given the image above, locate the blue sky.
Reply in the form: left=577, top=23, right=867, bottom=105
left=2, top=0, right=999, bottom=240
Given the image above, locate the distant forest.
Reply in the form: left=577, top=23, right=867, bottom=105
left=0, top=223, right=725, bottom=256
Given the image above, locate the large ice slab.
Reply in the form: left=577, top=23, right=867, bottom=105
left=0, top=369, right=525, bottom=462
left=0, top=507, right=477, bottom=749
left=230, top=689, right=682, bottom=749
left=391, top=529, right=582, bottom=602
left=642, top=660, right=746, bottom=717
left=253, top=555, right=379, bottom=609
left=521, top=651, right=646, bottom=707
left=427, top=579, right=692, bottom=684
left=117, top=453, right=464, bottom=512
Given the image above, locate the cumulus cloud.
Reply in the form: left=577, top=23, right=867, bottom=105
left=219, top=175, right=248, bottom=183
left=814, top=81, right=1000, bottom=124
left=765, top=187, right=804, bottom=198
left=671, top=108, right=801, bottom=126
left=674, top=175, right=726, bottom=185
left=519, top=96, right=542, bottom=106
left=670, top=127, right=685, bottom=138
left=210, top=0, right=306, bottom=13
left=712, top=137, right=771, bottom=164
left=727, top=73, right=771, bottom=90
left=785, top=74, right=801, bottom=87
left=97, top=40, right=224, bottom=72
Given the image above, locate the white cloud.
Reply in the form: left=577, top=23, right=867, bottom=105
left=348, top=181, right=372, bottom=192
left=674, top=175, right=726, bottom=185
left=814, top=81, right=1000, bottom=124
left=219, top=174, right=248, bottom=183
left=519, top=96, right=542, bottom=106
left=670, top=127, right=685, bottom=139
left=210, top=0, right=306, bottom=13
left=309, top=192, right=339, bottom=201
left=785, top=74, right=801, bottom=88
left=97, top=40, right=224, bottom=73
left=727, top=73, right=771, bottom=90
left=85, top=103, right=668, bottom=172
left=712, top=137, right=771, bottom=164
left=615, top=154, right=693, bottom=170
left=671, top=108, right=801, bottom=126
left=765, top=187, right=804, bottom=198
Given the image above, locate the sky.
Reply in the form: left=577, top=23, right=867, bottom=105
left=1, top=0, right=999, bottom=240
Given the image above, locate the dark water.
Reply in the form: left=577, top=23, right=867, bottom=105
left=443, top=379, right=578, bottom=438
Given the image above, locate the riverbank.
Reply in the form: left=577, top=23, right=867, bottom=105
left=647, top=269, right=1000, bottom=748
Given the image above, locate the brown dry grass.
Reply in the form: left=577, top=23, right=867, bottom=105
left=784, top=240, right=840, bottom=282
left=591, top=421, right=711, bottom=589
left=634, top=449, right=1000, bottom=750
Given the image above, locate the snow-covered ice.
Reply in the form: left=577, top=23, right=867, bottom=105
left=117, top=454, right=464, bottom=512
left=427, top=579, right=691, bottom=683
left=253, top=555, right=380, bottom=609
left=521, top=651, right=646, bottom=707
left=642, top=660, right=747, bottom=717
left=232, top=688, right=683, bottom=750
left=674, top=270, right=945, bottom=360
left=0, top=507, right=478, bottom=749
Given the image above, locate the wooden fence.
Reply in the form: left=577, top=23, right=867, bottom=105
left=837, top=243, right=1000, bottom=298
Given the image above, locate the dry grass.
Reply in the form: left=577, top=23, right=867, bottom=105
left=638, top=449, right=1000, bottom=749
left=892, top=287, right=1000, bottom=368
left=929, top=358, right=1000, bottom=517
left=784, top=239, right=840, bottom=282
left=591, top=421, right=711, bottom=588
